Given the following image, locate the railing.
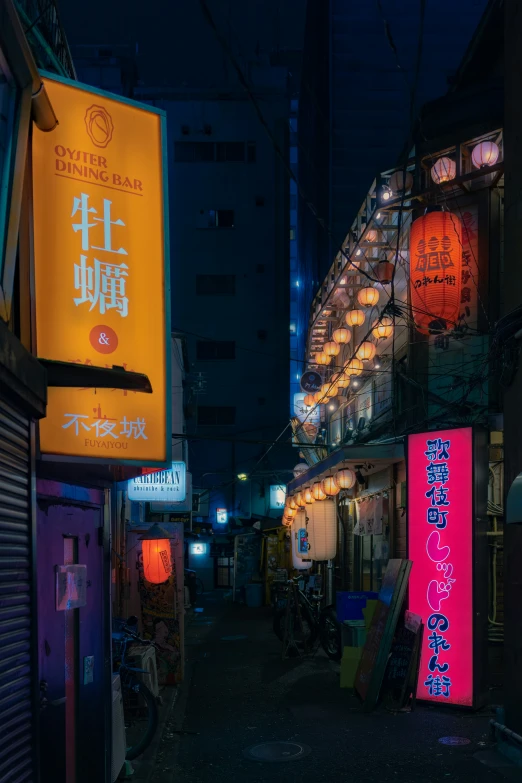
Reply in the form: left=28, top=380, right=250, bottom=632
left=15, top=0, right=76, bottom=79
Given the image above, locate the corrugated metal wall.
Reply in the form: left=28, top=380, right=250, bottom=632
left=0, top=398, right=34, bottom=782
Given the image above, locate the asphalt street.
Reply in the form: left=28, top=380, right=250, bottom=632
left=149, top=593, right=518, bottom=783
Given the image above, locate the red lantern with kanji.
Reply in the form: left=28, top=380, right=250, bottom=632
left=409, top=209, right=462, bottom=334
left=140, top=524, right=173, bottom=584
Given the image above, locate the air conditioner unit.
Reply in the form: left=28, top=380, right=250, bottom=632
left=127, top=645, right=160, bottom=699
left=111, top=674, right=126, bottom=782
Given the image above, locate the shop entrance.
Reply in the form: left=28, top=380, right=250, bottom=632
left=36, top=490, right=107, bottom=783
left=353, top=534, right=389, bottom=593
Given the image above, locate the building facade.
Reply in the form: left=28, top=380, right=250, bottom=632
left=285, top=0, right=504, bottom=714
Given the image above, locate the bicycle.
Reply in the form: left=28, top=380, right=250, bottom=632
left=112, top=616, right=159, bottom=760
left=272, top=577, right=342, bottom=660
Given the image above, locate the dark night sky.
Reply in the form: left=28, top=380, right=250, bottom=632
left=57, top=0, right=306, bottom=87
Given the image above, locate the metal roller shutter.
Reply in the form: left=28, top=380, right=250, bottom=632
left=0, top=397, right=34, bottom=782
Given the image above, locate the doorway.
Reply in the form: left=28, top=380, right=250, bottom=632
left=214, top=556, right=233, bottom=588
left=37, top=490, right=107, bottom=783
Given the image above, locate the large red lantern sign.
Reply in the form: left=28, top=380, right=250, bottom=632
left=409, top=209, right=462, bottom=334
left=140, top=523, right=173, bottom=584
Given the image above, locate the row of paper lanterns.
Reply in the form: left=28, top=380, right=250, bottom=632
left=431, top=140, right=499, bottom=185
left=282, top=469, right=355, bottom=525
left=314, top=314, right=393, bottom=368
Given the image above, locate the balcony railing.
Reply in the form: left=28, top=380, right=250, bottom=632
left=15, top=0, right=76, bottom=79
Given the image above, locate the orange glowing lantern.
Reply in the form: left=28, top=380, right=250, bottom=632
left=296, top=491, right=306, bottom=508
left=372, top=315, right=394, bottom=339
left=409, top=209, right=462, bottom=334
left=288, top=495, right=297, bottom=510
left=365, top=229, right=378, bottom=242
left=335, top=468, right=356, bottom=489
left=314, top=390, right=324, bottom=404
left=284, top=505, right=297, bottom=519
left=323, top=341, right=340, bottom=357
left=345, top=309, right=365, bottom=327
left=337, top=373, right=350, bottom=389
left=321, top=475, right=340, bottom=497
left=140, top=524, right=173, bottom=584
left=312, top=481, right=327, bottom=501
left=303, top=487, right=315, bottom=505
left=332, top=327, right=351, bottom=344
left=303, top=394, right=316, bottom=407
left=357, top=287, right=380, bottom=308
left=345, top=358, right=364, bottom=377
left=315, top=352, right=331, bottom=366
left=356, top=341, right=377, bottom=362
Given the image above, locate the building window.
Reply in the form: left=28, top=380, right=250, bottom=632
left=247, top=142, right=257, bottom=163
left=207, top=209, right=235, bottom=228
left=196, top=341, right=236, bottom=360
left=197, top=406, right=236, bottom=426
left=196, top=275, right=236, bottom=296
left=289, top=321, right=297, bottom=334
left=216, top=142, right=244, bottom=162
left=289, top=228, right=296, bottom=241
left=175, top=141, right=215, bottom=162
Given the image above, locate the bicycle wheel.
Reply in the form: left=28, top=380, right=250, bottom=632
left=195, top=577, right=205, bottom=596
left=319, top=606, right=342, bottom=661
left=274, top=602, right=317, bottom=656
left=123, top=678, right=159, bottom=760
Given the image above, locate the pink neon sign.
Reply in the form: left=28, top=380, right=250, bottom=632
left=408, top=427, right=473, bottom=707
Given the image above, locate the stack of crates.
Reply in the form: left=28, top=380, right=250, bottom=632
left=337, top=592, right=378, bottom=689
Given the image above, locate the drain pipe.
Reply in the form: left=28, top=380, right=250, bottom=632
left=490, top=719, right=522, bottom=746
left=3, top=0, right=58, bottom=131
left=326, top=560, right=334, bottom=606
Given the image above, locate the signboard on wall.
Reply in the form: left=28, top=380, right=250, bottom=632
left=300, top=371, right=322, bottom=394
left=128, top=462, right=186, bottom=502
left=269, top=485, right=286, bottom=510
left=408, top=427, right=473, bottom=706
left=32, top=76, right=169, bottom=463
left=293, top=393, right=320, bottom=425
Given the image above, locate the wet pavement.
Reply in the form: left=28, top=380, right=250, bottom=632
left=149, top=593, right=518, bottom=783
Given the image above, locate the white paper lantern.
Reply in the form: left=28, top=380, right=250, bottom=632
left=293, top=463, right=308, bottom=478
left=389, top=169, right=413, bottom=193
left=291, top=512, right=312, bottom=570
left=431, top=156, right=456, bottom=184
left=307, top=498, right=337, bottom=561
left=471, top=140, right=499, bottom=169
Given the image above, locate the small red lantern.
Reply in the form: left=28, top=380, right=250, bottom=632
left=376, top=259, right=394, bottom=284
left=140, top=524, right=174, bottom=584
left=409, top=209, right=462, bottom=335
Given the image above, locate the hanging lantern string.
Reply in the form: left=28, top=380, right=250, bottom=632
left=351, top=485, right=393, bottom=503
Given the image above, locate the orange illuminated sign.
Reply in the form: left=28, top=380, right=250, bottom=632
left=32, top=76, right=170, bottom=464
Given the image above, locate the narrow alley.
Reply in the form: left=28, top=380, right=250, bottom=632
left=148, top=594, right=513, bottom=783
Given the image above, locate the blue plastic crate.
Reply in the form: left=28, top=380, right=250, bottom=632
left=336, top=591, right=379, bottom=622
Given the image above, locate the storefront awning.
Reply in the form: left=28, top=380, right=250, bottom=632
left=288, top=440, right=404, bottom=492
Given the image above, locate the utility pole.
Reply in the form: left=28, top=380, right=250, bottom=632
left=502, top=0, right=522, bottom=736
